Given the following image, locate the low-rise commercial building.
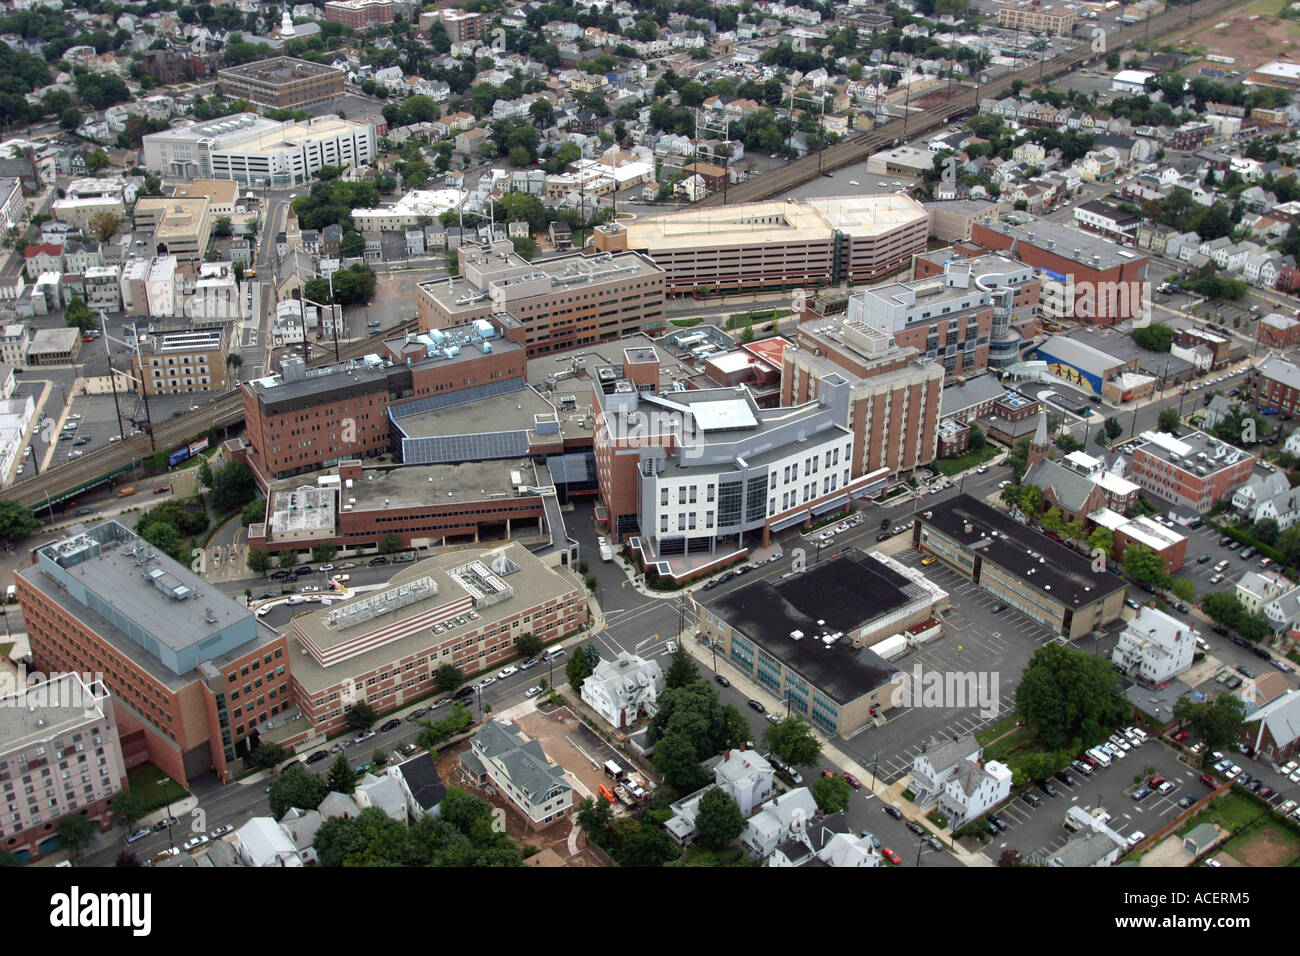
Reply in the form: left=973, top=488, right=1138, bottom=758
left=914, top=495, right=1126, bottom=639
left=218, top=56, right=345, bottom=110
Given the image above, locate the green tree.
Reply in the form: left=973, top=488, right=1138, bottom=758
left=379, top=533, right=401, bottom=554
left=278, top=550, right=298, bottom=570
left=433, top=664, right=463, bottom=693
left=663, top=643, right=699, bottom=689
left=0, top=499, right=40, bottom=543
left=610, top=816, right=676, bottom=867
left=1157, top=407, right=1181, bottom=433
left=247, top=548, right=271, bottom=576
left=762, top=716, right=823, bottom=767
left=652, top=732, right=709, bottom=792
left=251, top=743, right=286, bottom=769
left=1202, top=592, right=1245, bottom=632
left=210, top=461, right=256, bottom=512
left=1173, top=693, right=1247, bottom=755
left=565, top=644, right=598, bottom=689
left=1006, top=436, right=1033, bottom=482
left=1122, top=542, right=1170, bottom=588
left=516, top=633, right=543, bottom=660
left=311, top=543, right=338, bottom=563
left=695, top=787, right=745, bottom=849
left=241, top=500, right=265, bottom=527
left=1252, top=519, right=1280, bottom=546
left=325, top=755, right=357, bottom=794
left=56, top=814, right=95, bottom=858
left=1088, top=525, right=1115, bottom=560
left=969, top=423, right=987, bottom=451
left=1132, top=323, right=1174, bottom=352
left=441, top=787, right=494, bottom=835
left=269, top=763, right=328, bottom=818
left=575, top=796, right=613, bottom=844
left=1171, top=577, right=1197, bottom=604
left=344, top=702, right=378, bottom=732
left=1015, top=643, right=1128, bottom=750
left=197, top=459, right=213, bottom=489
left=89, top=211, right=121, bottom=243
left=65, top=295, right=95, bottom=331
left=1104, top=417, right=1123, bottom=442
left=812, top=773, right=852, bottom=814
left=110, top=789, right=148, bottom=826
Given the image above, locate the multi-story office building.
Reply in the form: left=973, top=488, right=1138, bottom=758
left=847, top=254, right=1038, bottom=378
left=781, top=317, right=945, bottom=480
left=217, top=57, right=344, bottom=110
left=134, top=196, right=212, bottom=262
left=1128, top=430, right=1256, bottom=513
left=914, top=495, right=1126, bottom=639
left=287, top=543, right=585, bottom=736
left=593, top=195, right=929, bottom=296
left=241, top=323, right=527, bottom=483
left=417, top=242, right=665, bottom=357
left=0, top=673, right=125, bottom=862
left=968, top=217, right=1150, bottom=325
left=131, top=322, right=230, bottom=395
left=591, top=345, right=888, bottom=564
left=15, top=521, right=289, bottom=785
left=997, top=1, right=1076, bottom=34
left=441, top=9, right=485, bottom=43
left=1255, top=355, right=1300, bottom=415
left=324, top=0, right=394, bottom=29
left=143, top=115, right=375, bottom=188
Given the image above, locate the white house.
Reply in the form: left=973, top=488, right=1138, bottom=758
left=908, top=734, right=981, bottom=806
left=354, top=772, right=407, bottom=822
left=580, top=652, right=665, bottom=730
left=767, top=811, right=881, bottom=867
left=465, top=720, right=572, bottom=828
left=936, top=757, right=1013, bottom=827
left=232, top=817, right=304, bottom=867
left=741, top=787, right=819, bottom=859
left=665, top=749, right=776, bottom=845
left=1232, top=471, right=1291, bottom=517
left=387, top=752, right=446, bottom=821
left=1252, top=486, right=1300, bottom=532
left=1110, top=606, right=1198, bottom=685
left=1237, top=570, right=1295, bottom=615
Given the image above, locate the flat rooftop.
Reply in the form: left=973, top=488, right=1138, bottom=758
left=1133, top=429, right=1251, bottom=473
left=224, top=117, right=369, bottom=156
left=391, top=385, right=562, bottom=442
left=525, top=334, right=697, bottom=394
left=617, top=194, right=928, bottom=252
left=219, top=56, right=342, bottom=83
left=921, top=495, right=1125, bottom=608
left=977, top=215, right=1148, bottom=271
left=345, top=460, right=536, bottom=511
left=0, top=674, right=108, bottom=752
left=144, top=113, right=283, bottom=143
left=702, top=549, right=914, bottom=705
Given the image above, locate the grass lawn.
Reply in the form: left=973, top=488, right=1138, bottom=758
left=678, top=845, right=760, bottom=867
left=1219, top=815, right=1300, bottom=866
left=670, top=317, right=704, bottom=327
left=976, top=713, right=1021, bottom=747
left=982, top=725, right=1036, bottom=765
left=125, top=763, right=190, bottom=816
left=1177, top=791, right=1261, bottom=838
left=932, top=444, right=1001, bottom=477
left=0, top=642, right=12, bottom=662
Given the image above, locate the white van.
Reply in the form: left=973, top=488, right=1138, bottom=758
left=1087, top=746, right=1112, bottom=768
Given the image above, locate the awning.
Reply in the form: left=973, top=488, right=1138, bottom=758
left=769, top=510, right=810, bottom=532
left=811, top=495, right=850, bottom=515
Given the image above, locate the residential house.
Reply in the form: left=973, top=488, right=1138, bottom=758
left=1244, top=690, right=1300, bottom=762
left=767, top=811, right=881, bottom=867
left=463, top=720, right=572, bottom=828
left=387, top=752, right=446, bottom=821
left=232, top=817, right=304, bottom=867
left=741, top=787, right=820, bottom=859
left=936, top=756, right=1012, bottom=828
left=580, top=651, right=665, bottom=730
left=908, top=734, right=981, bottom=806
left=1110, top=606, right=1198, bottom=685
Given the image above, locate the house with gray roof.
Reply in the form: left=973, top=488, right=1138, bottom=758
left=1046, top=826, right=1125, bottom=867
left=908, top=734, right=980, bottom=806
left=356, top=771, right=408, bottom=822
left=278, top=806, right=322, bottom=865
left=467, top=719, right=572, bottom=828
left=318, top=791, right=361, bottom=821
left=1244, top=688, right=1300, bottom=762
left=768, top=811, right=881, bottom=868
left=665, top=748, right=777, bottom=845
left=1232, top=469, right=1290, bottom=516
left=388, top=751, right=447, bottom=821
left=580, top=651, right=665, bottom=730
left=741, top=787, right=819, bottom=859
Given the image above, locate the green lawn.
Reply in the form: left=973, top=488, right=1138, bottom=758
left=1177, top=792, right=1260, bottom=838
left=1219, top=816, right=1300, bottom=866
left=933, top=444, right=1002, bottom=477
left=125, top=763, right=190, bottom=816
left=670, top=317, right=704, bottom=327
left=976, top=714, right=1021, bottom=747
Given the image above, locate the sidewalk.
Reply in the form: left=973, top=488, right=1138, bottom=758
left=677, top=625, right=992, bottom=867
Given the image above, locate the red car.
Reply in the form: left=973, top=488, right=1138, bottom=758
left=842, top=772, right=863, bottom=789
left=882, top=847, right=902, bottom=865
left=1171, top=730, right=1190, bottom=742
left=1080, top=754, right=1098, bottom=767
left=152, top=486, right=169, bottom=494
left=1149, top=776, right=1166, bottom=789
left=820, top=768, right=834, bottom=778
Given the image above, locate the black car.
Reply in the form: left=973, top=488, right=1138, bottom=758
left=305, top=750, right=330, bottom=764
left=1196, top=554, right=1213, bottom=564
left=715, top=675, right=731, bottom=687
left=453, top=685, right=475, bottom=700
left=406, top=709, right=427, bottom=722
left=258, top=591, right=275, bottom=599
left=1219, top=536, right=1233, bottom=547
left=368, top=556, right=389, bottom=566
left=1252, top=646, right=1272, bottom=661
left=270, top=571, right=292, bottom=581
left=1041, top=781, right=1059, bottom=797
left=1055, top=770, right=1075, bottom=786
left=883, top=805, right=903, bottom=820
left=1021, top=791, right=1041, bottom=806
left=379, top=719, right=402, bottom=732
left=880, top=518, right=890, bottom=530
left=906, top=821, right=926, bottom=836
left=990, top=603, right=1008, bottom=614
left=1212, top=625, right=1229, bottom=636
left=988, top=813, right=1007, bottom=831
left=294, top=566, right=313, bottom=576
left=985, top=816, right=1004, bottom=834
left=747, top=699, right=766, bottom=713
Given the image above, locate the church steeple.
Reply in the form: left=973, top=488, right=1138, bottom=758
left=1027, top=411, right=1050, bottom=469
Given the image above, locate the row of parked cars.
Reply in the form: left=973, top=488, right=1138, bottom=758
left=1063, top=725, right=1149, bottom=780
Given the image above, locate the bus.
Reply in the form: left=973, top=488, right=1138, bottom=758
left=541, top=644, right=566, bottom=662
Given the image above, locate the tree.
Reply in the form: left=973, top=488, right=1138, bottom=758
left=240, top=500, right=265, bottom=527
left=1252, top=519, right=1280, bottom=546
left=251, top=743, right=287, bottom=769
left=0, top=499, right=40, bottom=543
left=610, top=816, right=676, bottom=867
left=64, top=296, right=95, bottom=331
left=115, top=851, right=143, bottom=867
left=664, top=643, right=698, bottom=689
left=1104, top=417, right=1123, bottom=442
left=110, top=789, right=148, bottom=827
left=379, top=533, right=401, bottom=554
left=1157, top=407, right=1182, bottom=433
left=813, top=773, right=852, bottom=814
left=434, top=664, right=463, bottom=692
left=968, top=424, right=987, bottom=452
left=652, top=732, right=709, bottom=792
left=1132, top=323, right=1173, bottom=352
left=566, top=645, right=597, bottom=688
left=269, top=763, right=328, bottom=818
left=575, top=796, right=613, bottom=844
left=89, top=211, right=121, bottom=242
left=1202, top=592, right=1245, bottom=632
left=210, top=460, right=256, bottom=512
left=325, top=755, right=357, bottom=794
left=247, top=548, right=271, bottom=576
left=56, top=814, right=95, bottom=858
left=516, top=633, right=543, bottom=660
left=1174, top=693, right=1247, bottom=755
left=278, top=550, right=298, bottom=570
left=345, top=702, right=378, bottom=732
left=441, top=787, right=494, bottom=835
left=762, top=716, right=823, bottom=767
left=1122, top=542, right=1170, bottom=588
left=213, top=216, right=233, bottom=237
left=1015, top=643, right=1128, bottom=750
left=84, top=149, right=109, bottom=173
left=311, top=543, right=338, bottom=563
left=695, top=787, right=745, bottom=849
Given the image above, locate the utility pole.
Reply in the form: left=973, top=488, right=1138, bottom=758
left=99, top=311, right=128, bottom=446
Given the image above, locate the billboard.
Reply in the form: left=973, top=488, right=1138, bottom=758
left=168, top=447, right=190, bottom=467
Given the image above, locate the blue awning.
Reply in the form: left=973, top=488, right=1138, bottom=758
left=812, top=495, right=850, bottom=515
left=770, top=510, right=810, bottom=532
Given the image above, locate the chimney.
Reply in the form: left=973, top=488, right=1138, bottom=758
left=1047, top=238, right=1055, bottom=251
left=963, top=521, right=973, bottom=534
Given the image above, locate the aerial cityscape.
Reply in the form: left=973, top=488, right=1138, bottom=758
left=0, top=0, right=1294, bottom=896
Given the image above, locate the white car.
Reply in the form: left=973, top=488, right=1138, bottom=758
left=818, top=531, right=834, bottom=541
left=318, top=563, right=334, bottom=572
left=208, top=825, right=232, bottom=839
left=1126, top=830, right=1145, bottom=848
left=848, top=179, right=859, bottom=186
left=876, top=181, right=888, bottom=187
left=998, top=480, right=1011, bottom=489
left=1279, top=799, right=1298, bottom=816
left=1288, top=767, right=1300, bottom=783
left=497, top=666, right=518, bottom=679
left=524, top=685, right=543, bottom=698
left=1224, top=764, right=1242, bottom=780
left=477, top=676, right=497, bottom=689
left=182, top=834, right=210, bottom=852
left=1282, top=761, right=1299, bottom=777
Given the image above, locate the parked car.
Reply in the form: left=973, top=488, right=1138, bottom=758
left=498, top=666, right=518, bottom=679
left=906, top=820, right=925, bottom=835
left=882, top=805, right=903, bottom=820
left=208, top=825, right=232, bottom=839
left=126, top=828, right=151, bottom=844
left=305, top=750, right=330, bottom=764
left=1132, top=786, right=1153, bottom=802
left=842, top=772, right=863, bottom=789
left=990, top=603, right=1007, bottom=614
left=406, top=709, right=427, bottom=722
left=714, top=675, right=730, bottom=687
left=353, top=730, right=376, bottom=744
left=379, top=719, right=402, bottom=733
left=525, top=685, right=543, bottom=698
left=747, top=699, right=766, bottom=713
left=882, top=847, right=902, bottom=865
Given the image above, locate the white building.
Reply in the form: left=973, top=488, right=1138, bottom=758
left=742, top=787, right=819, bottom=859
left=936, top=757, right=1012, bottom=827
left=0, top=177, right=22, bottom=234
left=1110, top=606, right=1198, bottom=685
left=232, top=817, right=304, bottom=867
left=909, top=734, right=981, bottom=806
left=580, top=651, right=665, bottom=730
left=144, top=255, right=180, bottom=318
left=1111, top=69, right=1154, bottom=94
left=1237, top=570, right=1294, bottom=615
left=1232, top=470, right=1290, bottom=517
left=466, top=719, right=572, bottom=828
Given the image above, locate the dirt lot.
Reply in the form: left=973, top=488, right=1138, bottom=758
left=1173, top=0, right=1300, bottom=73
left=1219, top=819, right=1300, bottom=866
left=516, top=704, right=636, bottom=807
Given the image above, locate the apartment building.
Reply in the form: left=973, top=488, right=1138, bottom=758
left=83, top=266, right=121, bottom=312
left=441, top=9, right=485, bottom=43
left=1111, top=606, right=1197, bottom=686
left=217, top=56, right=345, bottom=110
left=324, top=0, right=394, bottom=29
left=969, top=217, right=1150, bottom=325
left=465, top=720, right=572, bottom=828
left=1128, top=430, right=1256, bottom=513
left=591, top=345, right=887, bottom=563
left=417, top=242, right=666, bottom=357
left=848, top=254, right=1038, bottom=379
left=782, top=317, right=945, bottom=481
left=594, top=195, right=929, bottom=296
left=0, top=673, right=126, bottom=862
left=15, top=521, right=289, bottom=785
left=1255, top=355, right=1300, bottom=415
left=134, top=197, right=212, bottom=263
left=132, top=322, right=230, bottom=396
left=288, top=544, right=585, bottom=737
left=997, top=1, right=1076, bottom=34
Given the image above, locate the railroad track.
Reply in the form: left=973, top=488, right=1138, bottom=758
left=699, top=0, right=1239, bottom=207
left=7, top=317, right=423, bottom=509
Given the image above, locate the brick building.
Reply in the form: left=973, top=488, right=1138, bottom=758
left=1255, top=355, right=1300, bottom=415
left=1257, top=313, right=1300, bottom=350
left=217, top=57, right=345, bottom=110
left=1128, top=430, right=1255, bottom=513
left=132, top=322, right=229, bottom=396
left=324, top=0, right=394, bottom=29
left=15, top=521, right=292, bottom=786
